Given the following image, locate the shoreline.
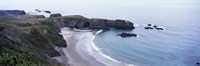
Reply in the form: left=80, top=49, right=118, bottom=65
left=60, top=27, right=106, bottom=66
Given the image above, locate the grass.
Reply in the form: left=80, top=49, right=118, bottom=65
left=0, top=15, right=66, bottom=66
left=63, top=15, right=87, bottom=19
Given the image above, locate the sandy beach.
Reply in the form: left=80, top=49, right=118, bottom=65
left=59, top=27, right=106, bottom=66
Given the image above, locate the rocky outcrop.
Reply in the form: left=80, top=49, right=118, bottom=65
left=155, top=27, right=164, bottom=30
left=153, top=25, right=164, bottom=30
left=63, top=18, right=134, bottom=30
left=108, top=20, right=134, bottom=29
left=144, top=27, right=154, bottom=29
left=147, top=24, right=152, bottom=26
left=44, top=11, right=51, bottom=14
left=63, top=18, right=82, bottom=28
left=0, top=10, right=26, bottom=16
left=50, top=13, right=62, bottom=17
left=118, top=32, right=138, bottom=37
left=144, top=24, right=164, bottom=30
left=76, top=20, right=89, bottom=28
left=89, top=19, right=108, bottom=29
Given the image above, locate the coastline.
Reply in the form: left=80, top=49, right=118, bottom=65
left=60, top=27, right=106, bottom=66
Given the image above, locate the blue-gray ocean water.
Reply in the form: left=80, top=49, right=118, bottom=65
left=94, top=7, right=200, bottom=66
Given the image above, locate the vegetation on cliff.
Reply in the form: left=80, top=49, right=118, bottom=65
left=0, top=15, right=66, bottom=66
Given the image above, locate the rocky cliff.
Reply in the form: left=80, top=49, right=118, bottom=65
left=0, top=10, right=26, bottom=16
left=63, top=16, right=135, bottom=29
left=0, top=15, right=66, bottom=66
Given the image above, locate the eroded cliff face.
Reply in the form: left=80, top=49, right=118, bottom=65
left=63, top=17, right=135, bottom=30
left=109, top=20, right=135, bottom=29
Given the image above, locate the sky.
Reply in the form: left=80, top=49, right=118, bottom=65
left=0, top=0, right=200, bottom=9
left=0, top=0, right=199, bottom=19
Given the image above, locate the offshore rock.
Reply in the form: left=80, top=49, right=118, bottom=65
left=144, top=27, right=154, bottom=29
left=155, top=27, right=164, bottom=30
left=118, top=32, right=137, bottom=37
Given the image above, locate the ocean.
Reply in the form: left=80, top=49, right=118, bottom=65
left=92, top=7, right=200, bottom=66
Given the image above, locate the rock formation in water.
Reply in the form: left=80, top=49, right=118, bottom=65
left=155, top=27, right=164, bottom=30
left=144, top=26, right=154, bottom=29
left=118, top=32, right=137, bottom=37
left=144, top=24, right=164, bottom=30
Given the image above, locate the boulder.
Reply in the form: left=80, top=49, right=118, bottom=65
left=50, top=13, right=62, bottom=17
left=155, top=27, right=164, bottom=30
left=145, top=24, right=164, bottom=30
left=147, top=24, right=152, bottom=26
left=153, top=25, right=158, bottom=28
left=35, top=9, right=41, bottom=12
left=153, top=25, right=164, bottom=30
left=0, top=10, right=26, bottom=16
left=118, top=32, right=137, bottom=37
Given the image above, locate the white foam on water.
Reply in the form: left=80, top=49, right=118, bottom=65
left=63, top=28, right=138, bottom=66
left=80, top=30, right=138, bottom=66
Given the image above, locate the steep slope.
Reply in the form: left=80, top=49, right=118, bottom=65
left=0, top=15, right=67, bottom=66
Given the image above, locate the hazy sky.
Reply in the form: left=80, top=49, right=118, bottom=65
left=0, top=0, right=199, bottom=19
left=1, top=0, right=199, bottom=9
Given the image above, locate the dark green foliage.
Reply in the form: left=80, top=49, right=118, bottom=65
left=63, top=15, right=87, bottom=19
left=0, top=15, right=66, bottom=66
